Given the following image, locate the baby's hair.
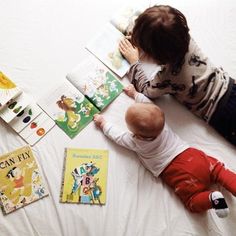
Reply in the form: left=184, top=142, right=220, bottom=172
left=125, top=103, right=165, bottom=138
left=131, top=5, right=190, bottom=75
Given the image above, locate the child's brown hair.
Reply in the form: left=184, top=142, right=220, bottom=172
left=131, top=5, right=190, bottom=75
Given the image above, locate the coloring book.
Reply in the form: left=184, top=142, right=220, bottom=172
left=0, top=146, right=48, bottom=214
left=86, top=6, right=142, bottom=77
left=39, top=58, right=123, bottom=139
left=60, top=148, right=108, bottom=205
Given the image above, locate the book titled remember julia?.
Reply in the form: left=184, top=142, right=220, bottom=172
left=60, top=148, right=108, bottom=205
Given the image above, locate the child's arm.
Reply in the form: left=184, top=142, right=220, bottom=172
left=124, top=84, right=153, bottom=104
left=93, top=114, right=137, bottom=151
left=119, top=38, right=167, bottom=99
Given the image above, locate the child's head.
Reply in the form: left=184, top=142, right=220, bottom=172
left=131, top=5, right=190, bottom=74
left=125, top=103, right=165, bottom=139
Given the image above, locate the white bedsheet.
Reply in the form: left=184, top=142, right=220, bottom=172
left=0, top=0, right=236, bottom=235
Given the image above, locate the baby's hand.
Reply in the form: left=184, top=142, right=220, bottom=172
left=119, top=38, right=139, bottom=64
left=93, top=114, right=106, bottom=129
left=123, top=84, right=138, bottom=99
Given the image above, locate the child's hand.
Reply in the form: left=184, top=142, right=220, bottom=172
left=123, top=84, right=138, bottom=99
left=119, top=38, right=139, bottom=64
left=93, top=114, right=106, bottom=129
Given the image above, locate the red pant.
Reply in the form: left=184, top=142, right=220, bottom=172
left=160, top=148, right=236, bottom=213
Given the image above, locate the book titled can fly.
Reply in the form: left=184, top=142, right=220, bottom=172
left=0, top=146, right=48, bottom=214
left=60, top=148, right=108, bottom=205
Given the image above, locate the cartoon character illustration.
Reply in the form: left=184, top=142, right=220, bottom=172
left=33, top=183, right=45, bottom=198
left=56, top=95, right=81, bottom=129
left=107, top=80, right=119, bottom=93
left=79, top=103, right=93, bottom=117
left=6, top=167, right=26, bottom=196
left=98, top=84, right=110, bottom=98
left=70, top=162, right=101, bottom=204
left=108, top=48, right=123, bottom=69
left=91, top=95, right=104, bottom=108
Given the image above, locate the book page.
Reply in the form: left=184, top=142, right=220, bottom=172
left=38, top=80, right=99, bottom=139
left=19, top=112, right=55, bottom=146
left=0, top=71, right=22, bottom=111
left=0, top=92, right=31, bottom=123
left=9, top=103, right=43, bottom=133
left=67, top=58, right=124, bottom=111
left=110, top=6, right=142, bottom=35
left=86, top=23, right=130, bottom=78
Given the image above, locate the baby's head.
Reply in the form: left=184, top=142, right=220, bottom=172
left=131, top=5, right=190, bottom=74
left=125, top=103, right=165, bottom=139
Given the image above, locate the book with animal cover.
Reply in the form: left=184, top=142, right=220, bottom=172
left=0, top=146, right=48, bottom=214
left=0, top=71, right=22, bottom=111
left=39, top=62, right=123, bottom=139
left=60, top=148, right=108, bottom=205
left=85, top=6, right=143, bottom=78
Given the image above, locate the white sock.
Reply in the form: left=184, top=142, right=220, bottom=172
left=210, top=191, right=229, bottom=218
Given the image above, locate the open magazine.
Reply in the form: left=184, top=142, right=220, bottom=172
left=86, top=6, right=143, bottom=78
left=39, top=58, right=124, bottom=139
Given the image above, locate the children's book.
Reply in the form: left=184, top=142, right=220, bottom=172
left=86, top=6, right=143, bottom=78
left=0, top=146, right=48, bottom=214
left=39, top=59, right=123, bottom=139
left=60, top=148, right=108, bottom=205
left=0, top=71, right=22, bottom=111
left=0, top=72, right=55, bottom=146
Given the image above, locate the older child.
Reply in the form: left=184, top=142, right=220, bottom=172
left=94, top=84, right=236, bottom=218
left=118, top=5, right=236, bottom=146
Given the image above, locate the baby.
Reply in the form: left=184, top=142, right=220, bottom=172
left=94, top=84, right=236, bottom=218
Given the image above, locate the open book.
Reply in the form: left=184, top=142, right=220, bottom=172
left=86, top=6, right=142, bottom=78
left=39, top=58, right=124, bottom=139
left=0, top=72, right=55, bottom=146
left=60, top=148, right=108, bottom=205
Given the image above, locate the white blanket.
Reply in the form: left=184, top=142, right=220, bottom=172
left=0, top=0, right=236, bottom=235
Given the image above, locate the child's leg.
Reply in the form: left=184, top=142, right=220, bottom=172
left=161, top=169, right=212, bottom=213
left=207, top=155, right=236, bottom=196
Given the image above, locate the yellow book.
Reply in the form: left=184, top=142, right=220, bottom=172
left=60, top=148, right=109, bottom=205
left=0, top=146, right=48, bottom=214
left=0, top=71, right=22, bottom=111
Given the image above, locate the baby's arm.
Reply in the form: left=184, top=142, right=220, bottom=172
left=93, top=114, right=137, bottom=151
left=124, top=84, right=153, bottom=104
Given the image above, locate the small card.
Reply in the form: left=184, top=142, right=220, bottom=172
left=19, top=112, right=55, bottom=146
left=0, top=93, right=31, bottom=123
left=9, top=103, right=42, bottom=133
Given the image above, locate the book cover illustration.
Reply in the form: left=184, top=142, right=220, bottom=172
left=38, top=80, right=99, bottom=139
left=86, top=23, right=130, bottom=78
left=0, top=71, right=22, bottom=111
left=60, top=148, right=108, bottom=205
left=0, top=92, right=31, bottom=123
left=0, top=146, right=48, bottom=214
left=67, top=58, right=124, bottom=110
left=110, top=6, right=142, bottom=36
left=19, top=112, right=55, bottom=146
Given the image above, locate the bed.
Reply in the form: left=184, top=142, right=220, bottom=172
left=0, top=0, right=236, bottom=235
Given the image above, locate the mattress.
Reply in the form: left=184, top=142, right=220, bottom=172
left=0, top=0, right=236, bottom=235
